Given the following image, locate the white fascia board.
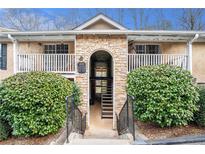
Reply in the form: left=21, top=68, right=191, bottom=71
left=2, top=30, right=205, bottom=36
left=2, top=30, right=205, bottom=42
left=13, top=35, right=76, bottom=42
left=127, top=35, right=194, bottom=42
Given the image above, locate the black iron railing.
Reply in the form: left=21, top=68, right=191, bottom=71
left=66, top=95, right=86, bottom=143
left=116, top=95, right=135, bottom=140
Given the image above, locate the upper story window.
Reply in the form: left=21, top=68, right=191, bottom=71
left=44, top=44, right=69, bottom=54
left=0, top=44, right=7, bottom=70
left=135, top=45, right=160, bottom=54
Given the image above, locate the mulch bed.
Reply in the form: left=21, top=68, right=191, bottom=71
left=135, top=120, right=205, bottom=140
left=0, top=127, right=65, bottom=145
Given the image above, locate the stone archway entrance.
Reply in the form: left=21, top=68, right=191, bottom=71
left=86, top=50, right=117, bottom=138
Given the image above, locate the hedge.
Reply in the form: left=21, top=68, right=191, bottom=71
left=0, top=119, right=11, bottom=141
left=195, top=86, right=205, bottom=127
left=127, top=65, right=199, bottom=127
left=0, top=72, right=80, bottom=136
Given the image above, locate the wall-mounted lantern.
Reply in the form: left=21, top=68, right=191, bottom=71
left=77, top=56, right=86, bottom=73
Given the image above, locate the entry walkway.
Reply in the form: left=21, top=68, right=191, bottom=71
left=67, top=101, right=131, bottom=145
left=84, top=102, right=118, bottom=139
left=69, top=138, right=130, bottom=145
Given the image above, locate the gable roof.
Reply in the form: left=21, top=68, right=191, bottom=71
left=73, top=14, right=127, bottom=30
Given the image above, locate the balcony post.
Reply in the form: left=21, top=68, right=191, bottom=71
left=8, top=34, right=18, bottom=74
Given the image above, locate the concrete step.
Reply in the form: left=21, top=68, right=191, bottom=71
left=68, top=138, right=130, bottom=145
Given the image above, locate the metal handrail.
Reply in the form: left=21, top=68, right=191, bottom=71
left=116, top=95, right=135, bottom=140
left=65, top=95, right=86, bottom=143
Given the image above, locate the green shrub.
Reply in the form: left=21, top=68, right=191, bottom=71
left=0, top=72, right=80, bottom=136
left=195, top=86, right=205, bottom=127
left=127, top=65, right=199, bottom=127
left=0, top=119, right=11, bottom=141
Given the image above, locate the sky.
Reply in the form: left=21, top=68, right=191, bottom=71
left=0, top=8, right=204, bottom=30
left=37, top=8, right=180, bottom=29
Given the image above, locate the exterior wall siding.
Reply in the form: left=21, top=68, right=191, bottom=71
left=160, top=42, right=186, bottom=54
left=193, top=43, right=205, bottom=83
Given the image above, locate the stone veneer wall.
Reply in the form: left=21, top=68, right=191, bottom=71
left=75, top=35, right=128, bottom=127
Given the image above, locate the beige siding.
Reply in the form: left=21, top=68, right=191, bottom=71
left=160, top=42, right=186, bottom=54
left=193, top=43, right=205, bottom=82
left=84, top=20, right=119, bottom=30
left=18, top=42, right=44, bottom=54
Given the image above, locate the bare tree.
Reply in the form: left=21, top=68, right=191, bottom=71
left=138, top=9, right=150, bottom=30
left=117, top=9, right=124, bottom=25
left=178, top=9, right=205, bottom=30
left=0, top=9, right=52, bottom=31
left=128, top=9, right=150, bottom=30
left=153, top=9, right=172, bottom=30
left=51, top=15, right=74, bottom=30
left=129, top=9, right=138, bottom=29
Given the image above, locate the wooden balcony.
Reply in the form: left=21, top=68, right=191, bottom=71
left=128, top=54, right=188, bottom=72
left=16, top=54, right=76, bottom=73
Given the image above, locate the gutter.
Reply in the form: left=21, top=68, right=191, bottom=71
left=1, top=30, right=205, bottom=36
left=189, top=33, right=199, bottom=43
left=8, top=34, right=17, bottom=42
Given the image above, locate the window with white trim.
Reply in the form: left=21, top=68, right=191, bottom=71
left=135, top=45, right=160, bottom=54
left=44, top=44, right=69, bottom=54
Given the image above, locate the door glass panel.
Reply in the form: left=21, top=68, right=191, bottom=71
left=96, top=80, right=101, bottom=86
left=96, top=87, right=101, bottom=93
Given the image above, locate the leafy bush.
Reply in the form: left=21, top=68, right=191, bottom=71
left=127, top=65, right=199, bottom=127
left=195, top=86, right=205, bottom=127
left=0, top=119, right=11, bottom=141
left=0, top=72, right=80, bottom=136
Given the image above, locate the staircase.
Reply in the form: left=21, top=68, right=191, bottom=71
left=101, top=86, right=113, bottom=119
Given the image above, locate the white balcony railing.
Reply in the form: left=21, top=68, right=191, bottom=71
left=128, top=54, right=188, bottom=72
left=17, top=54, right=75, bottom=73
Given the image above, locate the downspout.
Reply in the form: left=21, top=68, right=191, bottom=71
left=187, top=34, right=199, bottom=74
left=8, top=34, right=18, bottom=74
